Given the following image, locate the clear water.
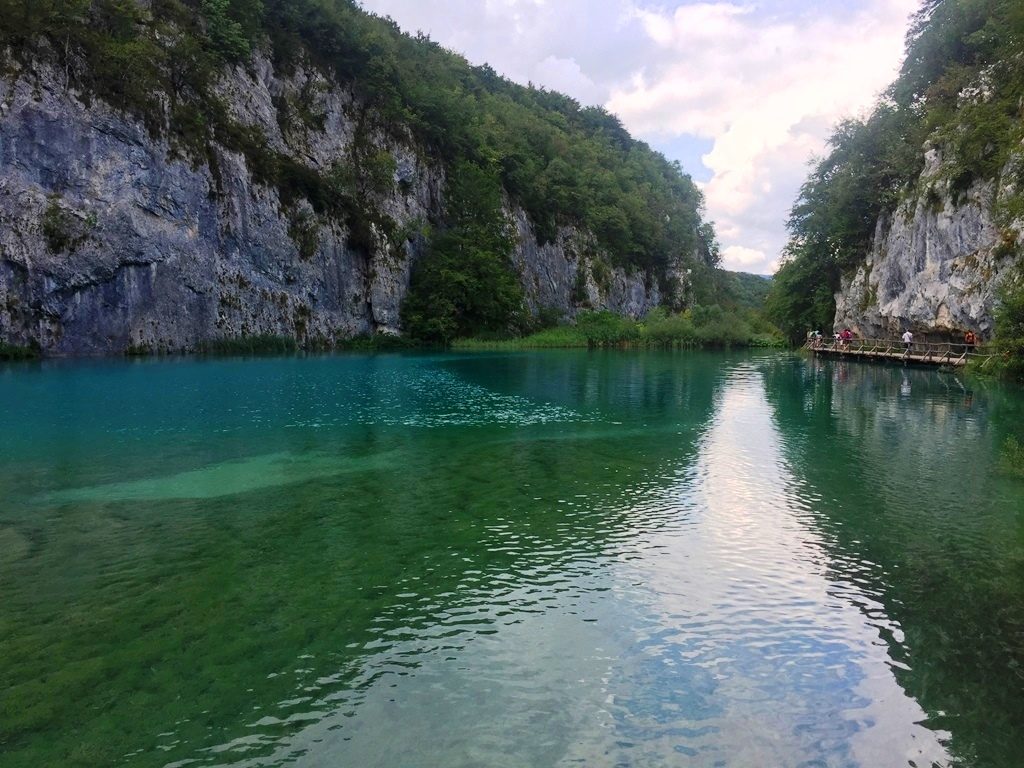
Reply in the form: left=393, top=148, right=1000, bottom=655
left=1, top=351, right=1022, bottom=768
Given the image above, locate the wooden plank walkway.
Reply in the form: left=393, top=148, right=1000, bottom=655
left=807, top=338, right=997, bottom=368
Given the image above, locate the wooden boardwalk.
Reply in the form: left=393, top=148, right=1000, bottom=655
left=807, top=338, right=996, bottom=368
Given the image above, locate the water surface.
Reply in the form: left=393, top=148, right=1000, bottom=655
left=1, top=351, right=1022, bottom=767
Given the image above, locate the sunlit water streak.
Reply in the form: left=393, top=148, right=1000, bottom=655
left=581, top=364, right=950, bottom=767
left=1, top=351, right=1022, bottom=768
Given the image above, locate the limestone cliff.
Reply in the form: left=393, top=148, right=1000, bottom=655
left=0, top=56, right=678, bottom=356
left=834, top=147, right=1023, bottom=340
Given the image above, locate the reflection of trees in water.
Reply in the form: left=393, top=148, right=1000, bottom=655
left=761, top=356, right=1024, bottom=767
left=442, top=349, right=727, bottom=417
left=2, top=352, right=727, bottom=767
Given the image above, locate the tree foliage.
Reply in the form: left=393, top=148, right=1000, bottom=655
left=992, top=266, right=1024, bottom=380
left=401, top=163, right=525, bottom=342
left=201, top=0, right=261, bottom=60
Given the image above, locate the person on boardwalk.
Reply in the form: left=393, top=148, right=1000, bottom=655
left=901, top=329, right=913, bottom=353
left=840, top=328, right=853, bottom=349
left=964, top=330, right=977, bottom=349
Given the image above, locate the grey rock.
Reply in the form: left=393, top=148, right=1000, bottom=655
left=834, top=148, right=1021, bottom=340
left=0, top=55, right=681, bottom=356
left=510, top=209, right=667, bottom=319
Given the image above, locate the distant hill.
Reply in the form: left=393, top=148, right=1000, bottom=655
left=722, top=272, right=773, bottom=312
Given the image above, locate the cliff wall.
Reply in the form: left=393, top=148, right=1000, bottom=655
left=0, top=55, right=673, bottom=355
left=834, top=148, right=1022, bottom=340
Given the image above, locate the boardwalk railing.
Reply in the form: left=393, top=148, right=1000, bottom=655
left=805, top=337, right=997, bottom=367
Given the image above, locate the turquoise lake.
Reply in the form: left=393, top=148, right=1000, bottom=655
left=1, top=350, right=1023, bottom=767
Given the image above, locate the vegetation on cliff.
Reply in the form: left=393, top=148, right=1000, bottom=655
left=767, top=0, right=1024, bottom=342
left=400, top=162, right=526, bottom=343
left=1, top=0, right=720, bottom=341
left=987, top=266, right=1024, bottom=380
left=453, top=271, right=781, bottom=350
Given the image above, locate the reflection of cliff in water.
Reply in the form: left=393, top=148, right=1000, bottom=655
left=761, top=356, right=1024, bottom=767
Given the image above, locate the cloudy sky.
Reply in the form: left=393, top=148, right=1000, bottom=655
left=359, top=0, right=919, bottom=274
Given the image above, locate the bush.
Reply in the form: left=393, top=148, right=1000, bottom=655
left=0, top=342, right=40, bottom=361
left=336, top=333, right=417, bottom=351
left=988, top=265, right=1024, bottom=380
left=642, top=307, right=697, bottom=344
left=287, top=208, right=321, bottom=261
left=575, top=311, right=641, bottom=345
left=453, top=325, right=587, bottom=350
left=42, top=196, right=96, bottom=253
left=453, top=303, right=782, bottom=350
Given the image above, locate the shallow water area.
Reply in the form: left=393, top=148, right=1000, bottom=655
left=1, top=350, right=1023, bottom=767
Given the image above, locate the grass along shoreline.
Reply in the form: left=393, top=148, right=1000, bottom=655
left=454, top=308, right=785, bottom=350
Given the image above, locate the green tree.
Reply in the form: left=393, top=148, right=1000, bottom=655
left=992, top=266, right=1024, bottom=380
left=201, top=0, right=257, bottom=60
left=401, top=163, right=525, bottom=342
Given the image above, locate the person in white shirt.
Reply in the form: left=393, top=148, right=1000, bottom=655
left=901, top=330, right=913, bottom=351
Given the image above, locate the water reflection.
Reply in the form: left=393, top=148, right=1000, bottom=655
left=1, top=352, right=1021, bottom=767
left=588, top=362, right=949, bottom=767
left=188, top=356, right=954, bottom=766
left=761, top=356, right=1024, bottom=767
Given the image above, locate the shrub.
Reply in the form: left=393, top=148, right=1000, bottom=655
left=642, top=307, right=697, bottom=344
left=0, top=342, right=40, bottom=361
left=42, top=196, right=96, bottom=253
left=287, top=208, right=321, bottom=261
left=453, top=326, right=587, bottom=350
left=336, top=333, right=417, bottom=351
left=989, top=265, right=1024, bottom=380
left=575, top=311, right=640, bottom=345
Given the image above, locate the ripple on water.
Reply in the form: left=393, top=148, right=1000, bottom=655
left=2, top=353, right=1018, bottom=768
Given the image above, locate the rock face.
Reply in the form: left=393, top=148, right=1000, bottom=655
left=834, top=148, right=1021, bottom=340
left=0, top=56, right=674, bottom=356
left=510, top=209, right=671, bottom=320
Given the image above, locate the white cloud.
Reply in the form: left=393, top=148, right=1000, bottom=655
left=533, top=56, right=604, bottom=106
left=359, top=0, right=919, bottom=276
left=360, top=0, right=647, bottom=95
left=722, top=245, right=777, bottom=273
left=608, top=0, right=918, bottom=274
